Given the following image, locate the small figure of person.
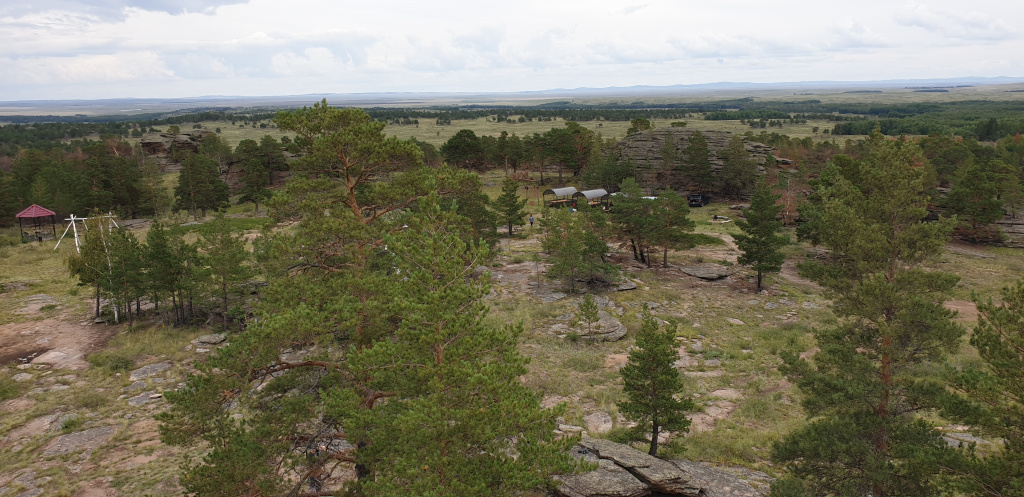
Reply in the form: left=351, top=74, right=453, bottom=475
left=529, top=214, right=535, bottom=228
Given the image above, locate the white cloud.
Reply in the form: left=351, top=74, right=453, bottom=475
left=895, top=3, right=1016, bottom=42
left=4, top=51, right=173, bottom=85
left=0, top=0, right=1023, bottom=99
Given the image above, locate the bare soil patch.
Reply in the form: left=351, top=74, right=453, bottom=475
left=944, top=299, right=979, bottom=323
left=778, top=259, right=822, bottom=290
left=0, top=318, right=116, bottom=370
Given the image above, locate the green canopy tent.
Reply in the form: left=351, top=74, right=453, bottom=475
left=15, top=204, right=58, bottom=243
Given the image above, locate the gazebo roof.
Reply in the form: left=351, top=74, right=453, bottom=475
left=15, top=204, right=57, bottom=219
left=542, top=187, right=578, bottom=197
left=573, top=189, right=609, bottom=200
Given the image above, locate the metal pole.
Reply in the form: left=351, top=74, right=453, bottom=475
left=71, top=215, right=81, bottom=253
left=54, top=217, right=74, bottom=251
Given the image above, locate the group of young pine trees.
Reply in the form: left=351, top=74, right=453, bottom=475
left=66, top=216, right=254, bottom=328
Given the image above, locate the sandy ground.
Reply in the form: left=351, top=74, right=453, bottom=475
left=0, top=317, right=116, bottom=370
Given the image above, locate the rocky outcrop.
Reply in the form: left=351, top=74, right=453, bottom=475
left=555, top=437, right=762, bottom=497
left=996, top=214, right=1024, bottom=248
left=679, top=264, right=736, bottom=281
left=613, top=129, right=776, bottom=199
left=140, top=129, right=216, bottom=171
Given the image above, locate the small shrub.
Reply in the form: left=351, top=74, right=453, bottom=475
left=565, top=331, right=581, bottom=343
left=0, top=375, right=25, bottom=401
left=510, top=256, right=527, bottom=264
left=67, top=287, right=80, bottom=297
left=72, top=391, right=108, bottom=410
left=61, top=417, right=84, bottom=433
left=703, top=348, right=724, bottom=360
left=87, top=351, right=134, bottom=373
left=40, top=304, right=58, bottom=312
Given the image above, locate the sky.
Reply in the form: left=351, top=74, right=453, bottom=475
left=1, top=0, right=1022, bottom=101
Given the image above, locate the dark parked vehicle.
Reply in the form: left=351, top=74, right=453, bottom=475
left=688, top=194, right=711, bottom=207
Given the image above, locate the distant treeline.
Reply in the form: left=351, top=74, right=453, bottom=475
left=5, top=99, right=1024, bottom=157
left=0, top=110, right=278, bottom=156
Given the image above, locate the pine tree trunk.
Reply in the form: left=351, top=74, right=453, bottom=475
left=649, top=419, right=660, bottom=456
left=757, top=270, right=763, bottom=292
left=222, top=283, right=229, bottom=331
left=95, top=282, right=101, bottom=318
left=663, top=246, right=669, bottom=268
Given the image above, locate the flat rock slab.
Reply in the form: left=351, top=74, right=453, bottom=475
left=12, top=373, right=33, bottom=382
left=680, top=265, right=735, bottom=281
left=129, top=362, right=171, bottom=381
left=555, top=458, right=648, bottom=497
left=537, top=290, right=568, bottom=303
left=578, top=437, right=702, bottom=496
left=672, top=461, right=765, bottom=497
left=42, top=425, right=118, bottom=456
left=585, top=311, right=627, bottom=341
left=193, top=333, right=227, bottom=345
left=127, top=391, right=159, bottom=406
left=616, top=280, right=638, bottom=291
left=122, top=380, right=148, bottom=392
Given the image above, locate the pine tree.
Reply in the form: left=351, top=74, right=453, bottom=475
left=541, top=207, right=612, bottom=292
left=609, top=177, right=656, bottom=266
left=649, top=188, right=695, bottom=267
left=734, top=179, right=788, bottom=292
left=198, top=216, right=254, bottom=330
left=66, top=220, right=111, bottom=318
left=174, top=153, right=229, bottom=221
left=682, top=130, right=713, bottom=192
left=144, top=220, right=175, bottom=314
left=619, top=305, right=693, bottom=456
left=239, top=159, right=271, bottom=213
left=339, top=196, right=578, bottom=496
left=946, top=162, right=1004, bottom=242
left=942, top=278, right=1024, bottom=496
left=718, top=135, right=757, bottom=200
left=158, top=102, right=577, bottom=495
left=106, top=228, right=146, bottom=325
left=258, top=135, right=287, bottom=171
left=771, top=134, right=963, bottom=497
left=575, top=293, right=601, bottom=336
left=493, top=176, right=528, bottom=236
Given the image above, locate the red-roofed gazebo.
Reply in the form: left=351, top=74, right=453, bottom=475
left=16, top=204, right=58, bottom=242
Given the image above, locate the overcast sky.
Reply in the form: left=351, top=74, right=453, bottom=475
left=1, top=0, right=1021, bottom=101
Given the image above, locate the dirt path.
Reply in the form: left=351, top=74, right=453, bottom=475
left=778, top=259, right=823, bottom=290
left=0, top=317, right=116, bottom=370
left=945, top=299, right=979, bottom=324
left=691, top=232, right=740, bottom=264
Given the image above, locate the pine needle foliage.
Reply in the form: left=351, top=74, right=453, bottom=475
left=494, top=176, right=528, bottom=237
left=619, top=305, right=693, bottom=456
left=158, top=101, right=579, bottom=496
left=771, top=133, right=963, bottom=497
left=733, top=178, right=788, bottom=292
left=942, top=279, right=1024, bottom=496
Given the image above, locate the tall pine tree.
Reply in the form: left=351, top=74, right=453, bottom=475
left=199, top=216, right=254, bottom=330
left=771, top=133, right=963, bottom=497
left=942, top=278, right=1024, bottom=496
left=734, top=178, right=788, bottom=292
left=682, top=131, right=713, bottom=193
left=493, top=176, right=528, bottom=236
left=619, top=305, right=693, bottom=456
